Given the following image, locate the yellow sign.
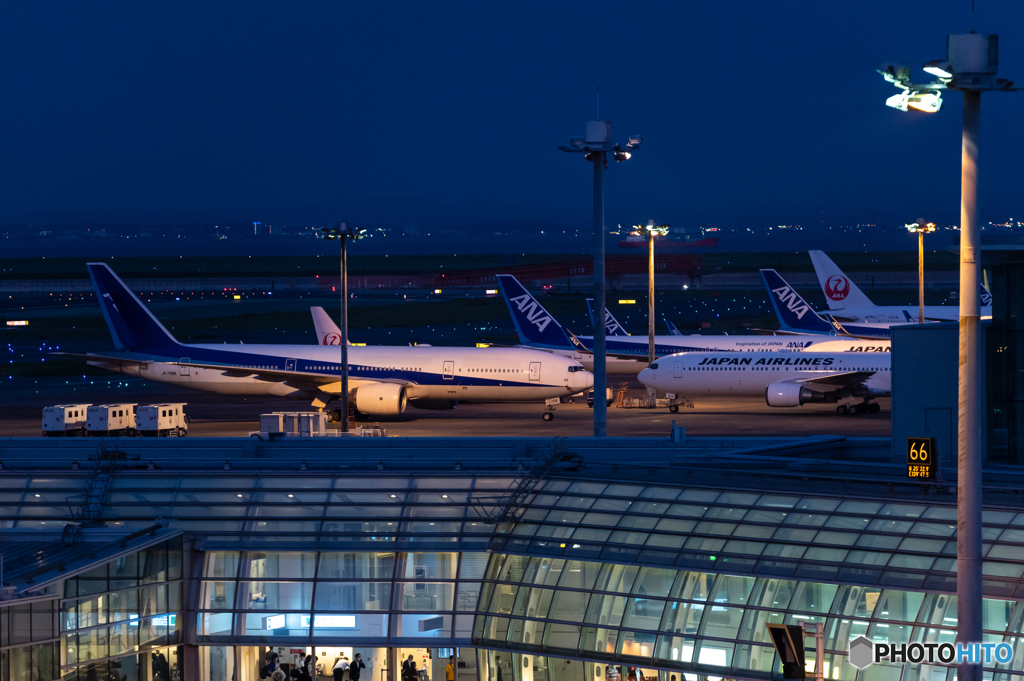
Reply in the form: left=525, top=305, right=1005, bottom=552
left=233, top=295, right=241, bottom=300
left=434, top=289, right=442, bottom=294
left=6, top=320, right=28, bottom=327
left=907, top=437, right=936, bottom=480
left=476, top=343, right=491, bottom=348
left=618, top=299, right=636, bottom=304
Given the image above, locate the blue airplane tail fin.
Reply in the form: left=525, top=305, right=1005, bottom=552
left=760, top=269, right=835, bottom=334
left=664, top=318, right=682, bottom=336
left=87, top=263, right=180, bottom=351
left=496, top=275, right=573, bottom=348
left=586, top=298, right=629, bottom=336
left=981, top=283, right=993, bottom=307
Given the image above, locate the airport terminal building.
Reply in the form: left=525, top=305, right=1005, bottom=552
left=2, top=436, right=1024, bottom=681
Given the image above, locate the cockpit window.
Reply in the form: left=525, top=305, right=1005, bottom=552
left=567, top=366, right=585, bottom=373
left=650, top=363, right=659, bottom=370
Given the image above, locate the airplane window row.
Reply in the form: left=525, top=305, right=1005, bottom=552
left=469, top=368, right=521, bottom=373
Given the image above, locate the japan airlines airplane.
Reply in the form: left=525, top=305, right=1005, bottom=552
left=496, top=275, right=888, bottom=374
left=639, top=351, right=891, bottom=415
left=58, top=264, right=593, bottom=420
left=809, top=250, right=992, bottom=323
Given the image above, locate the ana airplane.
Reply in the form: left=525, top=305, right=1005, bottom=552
left=639, top=351, right=891, bottom=415
left=809, top=250, right=992, bottom=323
left=58, top=264, right=593, bottom=421
left=496, top=275, right=888, bottom=373
left=585, top=298, right=630, bottom=336
left=762, top=269, right=914, bottom=340
left=664, top=318, right=683, bottom=336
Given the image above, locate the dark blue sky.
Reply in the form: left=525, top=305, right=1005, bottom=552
left=1, top=1, right=1022, bottom=232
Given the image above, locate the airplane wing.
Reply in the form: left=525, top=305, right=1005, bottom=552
left=793, top=370, right=877, bottom=388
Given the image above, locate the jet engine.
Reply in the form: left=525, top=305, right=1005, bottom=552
left=764, top=383, right=827, bottom=408
left=408, top=399, right=458, bottom=411
left=353, top=383, right=407, bottom=416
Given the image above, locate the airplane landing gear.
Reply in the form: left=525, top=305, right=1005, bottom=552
left=542, top=411, right=554, bottom=422
left=837, top=401, right=879, bottom=416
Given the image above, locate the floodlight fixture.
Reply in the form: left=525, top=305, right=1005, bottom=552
left=627, top=135, right=643, bottom=148
left=906, top=218, right=936, bottom=234
left=878, top=62, right=911, bottom=84
left=613, top=150, right=631, bottom=162
left=885, top=89, right=943, bottom=113
left=923, top=60, right=954, bottom=79
left=907, top=90, right=943, bottom=113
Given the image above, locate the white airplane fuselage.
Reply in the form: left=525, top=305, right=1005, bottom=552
left=639, top=351, right=891, bottom=397
left=94, top=344, right=593, bottom=403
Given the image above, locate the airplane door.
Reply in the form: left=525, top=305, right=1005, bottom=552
left=285, top=359, right=297, bottom=372
left=529, top=362, right=541, bottom=381
left=673, top=361, right=683, bottom=378
left=443, top=361, right=455, bottom=380
left=179, top=358, right=190, bottom=377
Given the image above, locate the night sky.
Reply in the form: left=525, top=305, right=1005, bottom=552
left=2, top=1, right=1022, bottom=232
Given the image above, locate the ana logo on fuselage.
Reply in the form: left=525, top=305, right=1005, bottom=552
left=509, top=294, right=553, bottom=333
left=771, top=286, right=811, bottom=320
left=824, top=275, right=850, bottom=301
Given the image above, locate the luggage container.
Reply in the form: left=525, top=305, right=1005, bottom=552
left=137, top=403, right=188, bottom=437
left=41, top=404, right=91, bottom=437
left=86, top=404, right=137, bottom=437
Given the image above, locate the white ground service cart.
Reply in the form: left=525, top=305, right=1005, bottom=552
left=41, top=404, right=91, bottom=437
left=85, top=404, right=138, bottom=437
left=137, top=403, right=188, bottom=437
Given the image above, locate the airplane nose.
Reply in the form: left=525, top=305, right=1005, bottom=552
left=638, top=368, right=654, bottom=385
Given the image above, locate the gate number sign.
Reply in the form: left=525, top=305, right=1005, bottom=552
left=907, top=437, right=936, bottom=480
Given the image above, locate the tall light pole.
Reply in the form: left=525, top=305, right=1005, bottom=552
left=879, top=34, right=1018, bottom=681
left=560, top=121, right=642, bottom=437
left=320, top=222, right=366, bottom=433
left=905, top=218, right=936, bottom=323
left=636, top=220, right=669, bottom=375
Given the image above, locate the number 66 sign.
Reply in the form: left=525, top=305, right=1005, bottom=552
left=907, top=437, right=936, bottom=480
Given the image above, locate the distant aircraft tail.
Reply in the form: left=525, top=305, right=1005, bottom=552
left=310, top=307, right=347, bottom=345
left=664, top=318, right=682, bottom=336
left=808, top=251, right=876, bottom=311
left=496, top=275, right=573, bottom=349
left=981, top=282, right=993, bottom=307
left=586, top=298, right=630, bottom=336
left=87, top=263, right=180, bottom=351
left=760, top=269, right=836, bottom=334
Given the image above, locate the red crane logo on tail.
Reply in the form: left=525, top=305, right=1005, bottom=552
left=323, top=333, right=342, bottom=345
left=824, top=275, right=850, bottom=301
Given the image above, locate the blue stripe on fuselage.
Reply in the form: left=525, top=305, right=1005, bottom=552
left=109, top=344, right=565, bottom=389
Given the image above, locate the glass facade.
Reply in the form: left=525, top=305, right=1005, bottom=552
left=59, top=537, right=183, bottom=681
left=197, top=551, right=485, bottom=644
left=0, top=600, right=59, bottom=681
left=473, top=554, right=1024, bottom=680
left=2, top=463, right=1024, bottom=681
